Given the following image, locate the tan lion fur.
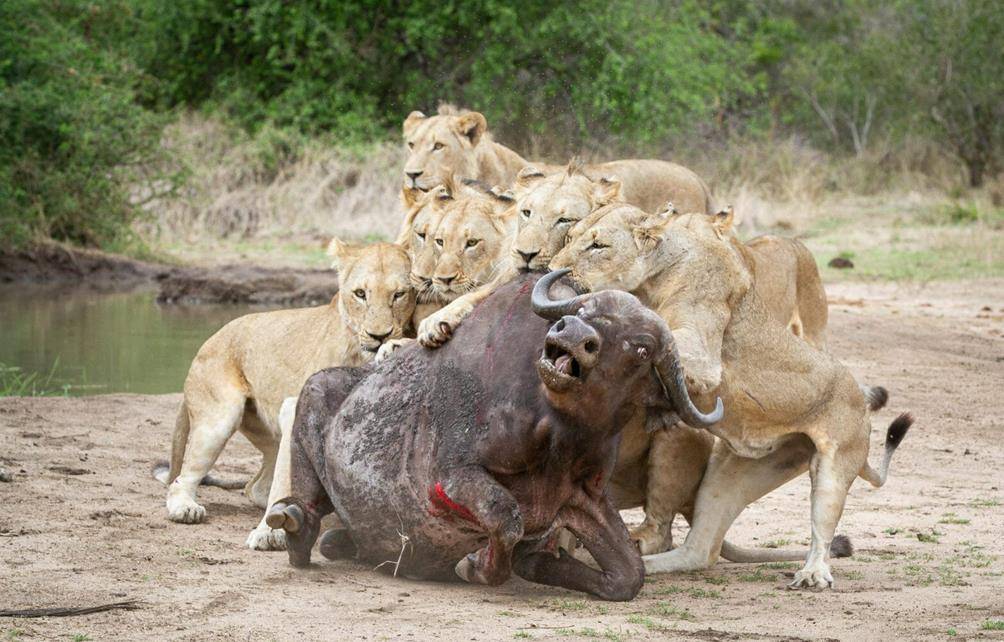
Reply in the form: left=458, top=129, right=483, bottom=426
left=551, top=207, right=909, bottom=586
left=161, top=241, right=415, bottom=528
left=401, top=106, right=713, bottom=212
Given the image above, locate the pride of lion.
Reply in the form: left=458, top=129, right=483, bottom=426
left=157, top=104, right=912, bottom=596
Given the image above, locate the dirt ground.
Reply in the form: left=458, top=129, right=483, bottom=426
left=2, top=279, right=1003, bottom=641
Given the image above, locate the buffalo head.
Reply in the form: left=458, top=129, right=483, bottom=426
left=532, top=269, right=723, bottom=429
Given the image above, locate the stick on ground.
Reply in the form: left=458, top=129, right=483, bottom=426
left=0, top=600, right=140, bottom=618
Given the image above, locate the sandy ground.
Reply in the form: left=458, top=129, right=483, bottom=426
left=2, top=279, right=1003, bottom=641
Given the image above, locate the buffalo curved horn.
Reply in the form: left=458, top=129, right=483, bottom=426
left=652, top=325, right=724, bottom=427
left=531, top=269, right=588, bottom=320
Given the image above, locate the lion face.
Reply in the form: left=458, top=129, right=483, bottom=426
left=402, top=108, right=487, bottom=192
left=510, top=166, right=622, bottom=272
left=329, top=240, right=416, bottom=353
left=549, top=203, right=681, bottom=293
left=397, top=186, right=451, bottom=305
left=429, top=184, right=515, bottom=302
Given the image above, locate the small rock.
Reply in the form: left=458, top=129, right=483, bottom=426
left=828, top=257, right=855, bottom=269
left=0, top=468, right=12, bottom=482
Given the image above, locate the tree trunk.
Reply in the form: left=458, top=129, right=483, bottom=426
left=967, top=157, right=985, bottom=188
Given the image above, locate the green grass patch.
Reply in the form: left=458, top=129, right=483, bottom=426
left=513, top=632, right=532, bottom=640
left=763, top=539, right=793, bottom=549
left=939, top=513, right=970, bottom=525
left=970, top=498, right=1001, bottom=508
left=647, top=602, right=695, bottom=621
left=627, top=615, right=670, bottom=632
left=544, top=599, right=588, bottom=612
left=737, top=567, right=778, bottom=583
left=916, top=530, right=942, bottom=544
left=556, top=628, right=624, bottom=641
left=0, top=360, right=70, bottom=397
left=982, top=620, right=1004, bottom=631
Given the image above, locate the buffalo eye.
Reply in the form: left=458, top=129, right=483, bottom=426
left=465, top=238, right=480, bottom=249
left=636, top=346, right=650, bottom=360
left=433, top=142, right=444, bottom=151
left=521, top=209, right=531, bottom=219
left=353, top=289, right=366, bottom=300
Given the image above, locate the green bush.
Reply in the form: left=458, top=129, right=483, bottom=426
left=0, top=0, right=171, bottom=249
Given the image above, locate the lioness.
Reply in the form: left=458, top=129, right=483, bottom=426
left=551, top=208, right=912, bottom=587
left=402, top=104, right=712, bottom=213
left=156, top=240, right=415, bottom=529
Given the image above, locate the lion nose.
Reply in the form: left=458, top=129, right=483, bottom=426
left=516, top=250, right=539, bottom=266
left=367, top=330, right=391, bottom=343
left=406, top=170, right=423, bottom=181
left=437, top=274, right=457, bottom=286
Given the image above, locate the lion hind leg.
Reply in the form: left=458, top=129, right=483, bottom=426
left=165, top=393, right=245, bottom=523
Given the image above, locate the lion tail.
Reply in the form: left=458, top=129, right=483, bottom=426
left=859, top=412, right=913, bottom=488
left=151, top=402, right=244, bottom=490
left=719, top=534, right=853, bottom=563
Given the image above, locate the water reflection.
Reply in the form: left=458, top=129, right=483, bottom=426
left=0, top=284, right=275, bottom=395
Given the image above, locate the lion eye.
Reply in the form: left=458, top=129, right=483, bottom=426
left=555, top=217, right=575, bottom=226
left=393, top=290, right=407, bottom=300
left=589, top=241, right=609, bottom=250
left=433, top=142, right=444, bottom=151
left=416, top=231, right=426, bottom=241
left=521, top=209, right=531, bottom=219
left=407, top=141, right=414, bottom=150
left=466, top=239, right=480, bottom=249
left=353, top=289, right=366, bottom=300
left=435, top=238, right=444, bottom=248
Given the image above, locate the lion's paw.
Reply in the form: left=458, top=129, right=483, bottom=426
left=376, top=338, right=414, bottom=362
left=788, top=562, right=834, bottom=590
left=166, top=496, right=206, bottom=524
left=418, top=303, right=473, bottom=348
left=629, top=521, right=670, bottom=556
left=246, top=523, right=287, bottom=551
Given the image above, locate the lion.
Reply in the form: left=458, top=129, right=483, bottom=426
left=402, top=105, right=712, bottom=213
left=550, top=207, right=912, bottom=587
left=155, top=240, right=416, bottom=541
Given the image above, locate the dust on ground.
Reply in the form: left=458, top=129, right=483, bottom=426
left=1, top=279, right=1002, bottom=641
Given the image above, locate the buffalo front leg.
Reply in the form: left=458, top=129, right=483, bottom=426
left=432, top=467, right=524, bottom=586
left=266, top=431, right=333, bottom=568
left=514, top=494, right=644, bottom=601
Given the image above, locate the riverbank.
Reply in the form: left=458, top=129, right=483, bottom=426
left=1, top=279, right=1002, bottom=640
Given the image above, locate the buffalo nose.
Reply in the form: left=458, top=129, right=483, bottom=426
left=549, top=315, right=601, bottom=356
left=438, top=275, right=457, bottom=286
left=517, top=250, right=539, bottom=265
left=367, top=331, right=391, bottom=343
left=406, top=170, right=423, bottom=181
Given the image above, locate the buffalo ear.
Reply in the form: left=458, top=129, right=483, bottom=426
left=592, top=176, right=622, bottom=206
left=455, top=111, right=487, bottom=147
left=712, top=206, right=735, bottom=237
left=403, top=110, right=426, bottom=136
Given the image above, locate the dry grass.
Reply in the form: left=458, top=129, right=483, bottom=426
left=138, top=114, right=403, bottom=246
left=137, top=115, right=1002, bottom=279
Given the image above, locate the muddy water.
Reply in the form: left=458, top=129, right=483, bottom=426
left=0, top=285, right=274, bottom=395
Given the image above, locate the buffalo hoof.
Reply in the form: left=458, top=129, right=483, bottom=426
left=318, top=528, right=357, bottom=560
left=265, top=502, right=303, bottom=533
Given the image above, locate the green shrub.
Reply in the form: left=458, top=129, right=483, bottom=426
left=0, top=0, right=172, bottom=250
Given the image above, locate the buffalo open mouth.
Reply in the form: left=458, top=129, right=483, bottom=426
left=537, top=338, right=587, bottom=391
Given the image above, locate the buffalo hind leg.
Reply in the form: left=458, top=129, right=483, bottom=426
left=514, top=495, right=644, bottom=601
left=435, top=467, right=523, bottom=586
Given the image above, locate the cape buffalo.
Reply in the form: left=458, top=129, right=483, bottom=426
left=266, top=270, right=722, bottom=600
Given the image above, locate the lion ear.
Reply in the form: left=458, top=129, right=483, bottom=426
left=403, top=111, right=426, bottom=136
left=455, top=111, right=487, bottom=147
left=712, top=206, right=735, bottom=237
left=516, top=165, right=546, bottom=188
left=429, top=184, right=454, bottom=211
left=632, top=212, right=671, bottom=254
left=327, top=236, right=352, bottom=270
left=656, top=201, right=679, bottom=217
left=489, top=185, right=516, bottom=205
left=592, top=176, right=622, bottom=206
